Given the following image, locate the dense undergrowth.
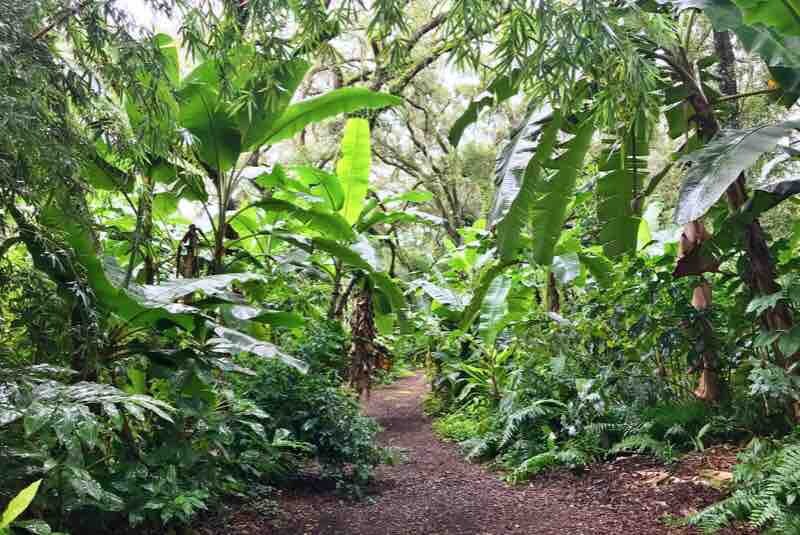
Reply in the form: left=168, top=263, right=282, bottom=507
left=417, top=227, right=800, bottom=531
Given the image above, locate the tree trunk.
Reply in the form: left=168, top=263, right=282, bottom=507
left=328, top=260, right=343, bottom=320
left=547, top=271, right=560, bottom=313
left=347, top=283, right=389, bottom=397
left=707, top=32, right=794, bottom=347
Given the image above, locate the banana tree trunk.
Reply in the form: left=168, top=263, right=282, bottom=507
left=547, top=271, right=560, bottom=313
left=347, top=282, right=389, bottom=397
left=673, top=32, right=794, bottom=401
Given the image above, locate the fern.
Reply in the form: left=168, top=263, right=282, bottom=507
left=611, top=433, right=675, bottom=462
left=499, top=399, right=564, bottom=448
left=460, top=434, right=499, bottom=461
left=508, top=447, right=589, bottom=484
left=690, top=443, right=800, bottom=533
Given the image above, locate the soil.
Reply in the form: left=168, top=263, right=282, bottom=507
left=211, top=372, right=755, bottom=535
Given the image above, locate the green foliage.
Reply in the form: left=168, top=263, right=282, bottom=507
left=690, top=438, right=800, bottom=533
left=0, top=480, right=42, bottom=532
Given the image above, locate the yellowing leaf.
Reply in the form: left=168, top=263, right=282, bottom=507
left=0, top=479, right=42, bottom=528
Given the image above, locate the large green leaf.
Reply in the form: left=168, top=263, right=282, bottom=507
left=239, top=59, right=309, bottom=150
left=208, top=325, right=308, bottom=372
left=225, top=305, right=306, bottom=328
left=177, top=61, right=242, bottom=173
left=449, top=69, right=521, bottom=148
left=153, top=33, right=180, bottom=85
left=578, top=249, right=614, bottom=288
left=137, top=273, right=265, bottom=303
left=0, top=480, right=41, bottom=529
left=489, top=105, right=555, bottom=227
left=262, top=88, right=401, bottom=146
left=477, top=275, right=511, bottom=346
left=596, top=119, right=651, bottom=258
left=733, top=0, right=800, bottom=37
left=290, top=165, right=344, bottom=211
left=494, top=109, right=562, bottom=261
left=40, top=204, right=195, bottom=330
left=531, top=120, right=595, bottom=265
left=670, top=0, right=800, bottom=104
left=250, top=198, right=356, bottom=241
left=412, top=280, right=468, bottom=310
left=459, top=261, right=516, bottom=331
left=82, top=146, right=133, bottom=192
left=674, top=120, right=800, bottom=224
left=337, top=118, right=372, bottom=225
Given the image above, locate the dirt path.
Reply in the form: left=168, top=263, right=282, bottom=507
left=226, top=372, right=750, bottom=534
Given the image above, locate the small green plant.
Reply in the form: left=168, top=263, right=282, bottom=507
left=0, top=479, right=61, bottom=535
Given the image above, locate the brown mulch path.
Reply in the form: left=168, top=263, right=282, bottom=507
left=219, top=372, right=755, bottom=534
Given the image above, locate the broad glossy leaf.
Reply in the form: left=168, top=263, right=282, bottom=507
left=82, top=148, right=133, bottom=192
left=337, top=118, right=372, bottom=225
left=41, top=205, right=196, bottom=330
left=578, top=250, right=614, bottom=288
left=597, top=119, right=651, bottom=258
left=208, top=324, right=308, bottom=372
left=263, top=88, right=401, bottom=145
left=351, top=234, right=382, bottom=271
left=552, top=253, right=581, bottom=284
left=370, top=272, right=406, bottom=317
left=178, top=61, right=241, bottom=172
left=733, top=0, right=800, bottom=37
left=290, top=165, right=344, bottom=210
left=531, top=120, right=595, bottom=265
left=154, top=33, right=180, bottom=85
left=251, top=198, right=355, bottom=241
left=152, top=192, right=178, bottom=218
left=138, top=273, right=264, bottom=303
left=495, top=109, right=562, bottom=261
left=412, top=280, right=467, bottom=310
left=239, top=59, right=309, bottom=150
left=459, top=261, right=515, bottom=331
left=670, top=0, right=800, bottom=104
left=477, top=275, right=511, bottom=346
left=489, top=105, right=554, bottom=227
left=385, top=190, right=434, bottom=203
left=223, top=304, right=305, bottom=328
left=674, top=120, right=800, bottom=224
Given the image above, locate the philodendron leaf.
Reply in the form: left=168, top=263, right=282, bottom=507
left=674, top=120, right=800, bottom=224
left=0, top=479, right=41, bottom=529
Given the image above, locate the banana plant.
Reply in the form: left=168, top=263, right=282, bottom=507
left=93, top=34, right=401, bottom=280
left=232, top=118, right=411, bottom=326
